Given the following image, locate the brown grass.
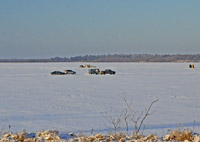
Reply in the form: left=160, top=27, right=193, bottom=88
left=0, top=129, right=199, bottom=142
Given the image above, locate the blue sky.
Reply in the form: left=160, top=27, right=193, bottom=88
left=0, top=0, right=200, bottom=58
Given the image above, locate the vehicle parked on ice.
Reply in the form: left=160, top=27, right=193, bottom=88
left=88, top=69, right=100, bottom=74
left=64, top=70, right=76, bottom=74
left=103, top=69, right=116, bottom=75
left=88, top=69, right=116, bottom=75
left=51, top=71, right=66, bottom=75
left=51, top=70, right=76, bottom=75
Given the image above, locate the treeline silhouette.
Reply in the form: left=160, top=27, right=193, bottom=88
left=1, top=54, right=200, bottom=62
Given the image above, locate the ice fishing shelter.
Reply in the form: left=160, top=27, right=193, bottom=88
left=189, top=64, right=194, bottom=68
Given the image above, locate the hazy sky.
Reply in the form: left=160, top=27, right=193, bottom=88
left=0, top=0, right=200, bottom=58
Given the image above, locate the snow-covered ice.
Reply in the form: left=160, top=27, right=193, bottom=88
left=0, top=62, right=200, bottom=135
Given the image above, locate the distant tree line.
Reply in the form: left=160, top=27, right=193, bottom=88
left=1, top=54, right=200, bottom=62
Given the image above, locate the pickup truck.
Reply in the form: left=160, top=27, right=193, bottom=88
left=88, top=69, right=116, bottom=75
left=103, top=69, right=116, bottom=75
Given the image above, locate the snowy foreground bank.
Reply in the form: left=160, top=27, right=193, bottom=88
left=1, top=129, right=200, bottom=141
left=0, top=63, right=200, bottom=135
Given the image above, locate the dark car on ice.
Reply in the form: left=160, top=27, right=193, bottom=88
left=51, top=71, right=66, bottom=75
left=100, top=69, right=116, bottom=75
left=104, top=69, right=116, bottom=75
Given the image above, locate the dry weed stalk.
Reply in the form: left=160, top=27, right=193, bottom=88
left=104, top=111, right=123, bottom=135
left=124, top=108, right=130, bottom=135
left=123, top=97, right=159, bottom=136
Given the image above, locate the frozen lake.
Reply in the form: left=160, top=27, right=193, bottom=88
left=0, top=62, right=200, bottom=135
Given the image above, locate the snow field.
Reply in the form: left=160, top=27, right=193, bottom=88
left=0, top=62, right=200, bottom=135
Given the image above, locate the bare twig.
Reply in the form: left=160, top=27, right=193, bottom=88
left=104, top=111, right=123, bottom=135
left=123, top=96, right=159, bottom=136
left=137, top=99, right=159, bottom=134
left=124, top=109, right=130, bottom=135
